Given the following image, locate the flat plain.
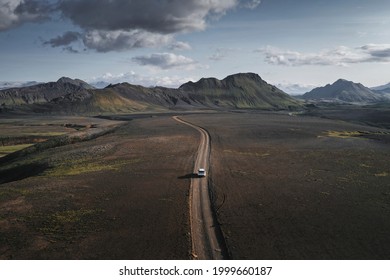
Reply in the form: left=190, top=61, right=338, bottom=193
left=1, top=110, right=390, bottom=259
left=184, top=112, right=390, bottom=259
left=0, top=116, right=197, bottom=259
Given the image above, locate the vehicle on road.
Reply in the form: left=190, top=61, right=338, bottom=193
left=198, top=168, right=206, bottom=177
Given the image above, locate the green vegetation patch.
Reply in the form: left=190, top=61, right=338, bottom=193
left=20, top=209, right=106, bottom=241
left=52, top=209, right=102, bottom=224
left=375, top=172, right=389, bottom=177
left=322, top=130, right=390, bottom=139
left=0, top=188, right=31, bottom=201
left=22, top=132, right=67, bottom=137
left=45, top=159, right=140, bottom=177
left=325, top=131, right=366, bottom=139
left=223, top=149, right=270, bottom=157
left=0, top=144, right=34, bottom=157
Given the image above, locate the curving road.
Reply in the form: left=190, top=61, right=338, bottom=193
left=173, top=116, right=226, bottom=260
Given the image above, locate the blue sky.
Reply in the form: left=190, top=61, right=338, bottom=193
left=1, top=0, right=390, bottom=93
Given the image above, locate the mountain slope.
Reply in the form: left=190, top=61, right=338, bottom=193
left=180, top=73, right=301, bottom=109
left=303, top=79, right=384, bottom=103
left=0, top=77, right=94, bottom=107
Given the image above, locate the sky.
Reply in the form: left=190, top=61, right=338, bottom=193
left=1, top=0, right=390, bottom=94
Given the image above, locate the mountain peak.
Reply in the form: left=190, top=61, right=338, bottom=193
left=334, top=78, right=350, bottom=84
left=57, top=77, right=74, bottom=84
left=224, top=72, right=261, bottom=80
left=56, top=77, right=95, bottom=89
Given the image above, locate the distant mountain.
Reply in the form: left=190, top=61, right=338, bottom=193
left=1, top=73, right=302, bottom=115
left=371, top=83, right=390, bottom=101
left=0, top=81, right=41, bottom=90
left=0, top=77, right=94, bottom=107
left=302, top=79, right=385, bottom=103
left=90, top=80, right=110, bottom=89
left=371, top=82, right=390, bottom=92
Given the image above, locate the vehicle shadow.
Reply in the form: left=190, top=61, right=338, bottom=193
left=177, top=173, right=199, bottom=179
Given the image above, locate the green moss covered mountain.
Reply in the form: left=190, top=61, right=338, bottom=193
left=0, top=73, right=302, bottom=114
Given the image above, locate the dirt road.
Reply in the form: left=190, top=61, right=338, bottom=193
left=173, top=116, right=226, bottom=260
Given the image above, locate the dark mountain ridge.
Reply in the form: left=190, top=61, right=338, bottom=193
left=0, top=73, right=302, bottom=114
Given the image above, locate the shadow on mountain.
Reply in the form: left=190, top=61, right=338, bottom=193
left=0, top=162, right=49, bottom=185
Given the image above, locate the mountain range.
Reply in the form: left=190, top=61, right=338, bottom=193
left=2, top=74, right=390, bottom=115
left=0, top=73, right=302, bottom=115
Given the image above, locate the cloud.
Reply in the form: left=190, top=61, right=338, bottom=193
left=51, top=0, right=259, bottom=52
left=209, top=47, right=238, bottom=61
left=169, top=41, right=192, bottom=51
left=44, top=29, right=174, bottom=53
left=43, top=31, right=81, bottom=47
left=58, top=0, right=238, bottom=34
left=360, top=44, right=390, bottom=58
left=7, top=0, right=260, bottom=52
left=62, top=46, right=79, bottom=53
left=132, top=53, right=199, bottom=70
left=209, top=49, right=227, bottom=61
left=0, top=0, right=52, bottom=31
left=82, top=30, right=174, bottom=53
left=258, top=44, right=390, bottom=66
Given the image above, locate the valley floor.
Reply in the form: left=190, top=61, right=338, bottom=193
left=0, top=110, right=389, bottom=259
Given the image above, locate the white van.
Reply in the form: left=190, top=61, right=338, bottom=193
left=198, top=168, right=206, bottom=177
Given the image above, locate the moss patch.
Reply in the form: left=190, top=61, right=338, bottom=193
left=21, top=209, right=106, bottom=241
left=375, top=172, right=389, bottom=177
left=0, top=188, right=31, bottom=201
left=45, top=159, right=140, bottom=177
left=325, top=131, right=366, bottom=139
left=322, top=130, right=390, bottom=139
left=0, top=144, right=34, bottom=157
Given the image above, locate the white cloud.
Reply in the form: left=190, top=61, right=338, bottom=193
left=132, top=53, right=199, bottom=70
left=257, top=44, right=390, bottom=67
left=81, top=30, right=174, bottom=53
left=169, top=41, right=192, bottom=51
left=209, top=49, right=227, bottom=61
